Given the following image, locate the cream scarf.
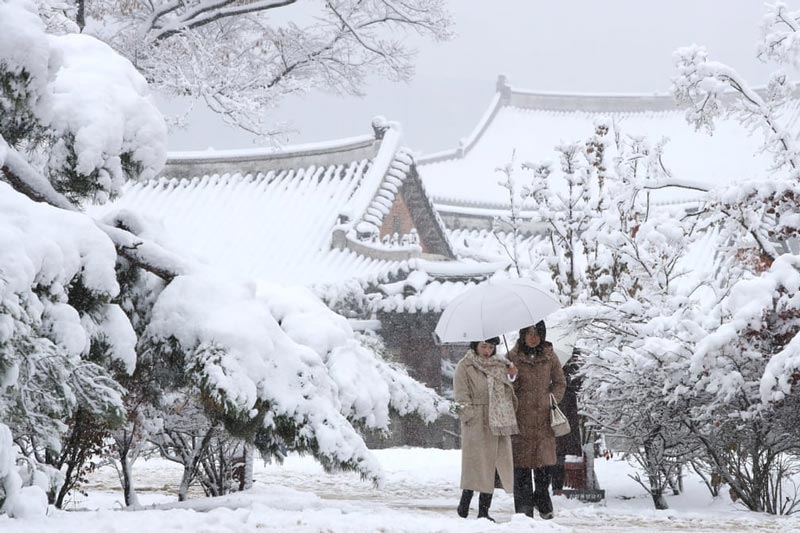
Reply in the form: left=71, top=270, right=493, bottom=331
left=467, top=350, right=519, bottom=436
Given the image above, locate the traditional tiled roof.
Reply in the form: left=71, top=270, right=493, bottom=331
left=366, top=258, right=509, bottom=314
left=363, top=218, right=727, bottom=316
left=448, top=228, right=544, bottom=265
left=99, top=123, right=454, bottom=286
left=418, top=75, right=779, bottom=217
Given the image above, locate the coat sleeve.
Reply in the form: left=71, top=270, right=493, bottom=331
left=549, top=350, right=567, bottom=403
left=454, top=361, right=470, bottom=403
left=453, top=361, right=476, bottom=425
left=508, top=352, right=522, bottom=393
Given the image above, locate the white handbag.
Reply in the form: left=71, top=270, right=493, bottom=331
left=550, top=393, right=571, bottom=437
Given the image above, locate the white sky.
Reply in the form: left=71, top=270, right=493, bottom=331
left=163, top=0, right=775, bottom=154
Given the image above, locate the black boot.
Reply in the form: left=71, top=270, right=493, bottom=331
left=477, top=492, right=495, bottom=522
left=457, top=490, right=473, bottom=518
left=533, top=467, right=554, bottom=520
left=513, top=467, right=534, bottom=517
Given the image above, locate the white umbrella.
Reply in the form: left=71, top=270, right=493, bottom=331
left=545, top=321, right=579, bottom=365
left=435, top=278, right=561, bottom=343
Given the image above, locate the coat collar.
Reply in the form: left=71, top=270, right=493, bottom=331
left=510, top=343, right=554, bottom=366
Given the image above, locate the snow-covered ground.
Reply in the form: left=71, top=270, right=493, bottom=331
left=5, top=448, right=799, bottom=532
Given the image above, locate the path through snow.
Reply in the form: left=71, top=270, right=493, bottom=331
left=5, top=448, right=799, bottom=532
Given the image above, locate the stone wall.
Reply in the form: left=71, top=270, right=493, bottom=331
left=364, top=311, right=461, bottom=450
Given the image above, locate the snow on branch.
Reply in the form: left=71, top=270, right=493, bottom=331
left=145, top=275, right=386, bottom=482
left=1, top=0, right=450, bottom=496
left=758, top=2, right=800, bottom=66
left=256, top=283, right=449, bottom=428
left=1, top=138, right=192, bottom=281
left=688, top=252, right=800, bottom=409
left=0, top=137, right=76, bottom=211
left=757, top=254, right=800, bottom=403
left=149, top=0, right=299, bottom=41
left=84, top=0, right=451, bottom=137
left=642, top=177, right=708, bottom=192
left=672, top=45, right=800, bottom=174
left=1, top=0, right=166, bottom=202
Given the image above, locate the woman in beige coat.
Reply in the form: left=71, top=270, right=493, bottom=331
left=508, top=321, right=566, bottom=519
left=453, top=337, right=519, bottom=521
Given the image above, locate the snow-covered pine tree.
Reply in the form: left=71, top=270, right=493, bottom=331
left=0, top=0, right=144, bottom=510
left=0, top=0, right=448, bottom=515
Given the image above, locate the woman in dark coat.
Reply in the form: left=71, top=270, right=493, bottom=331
left=508, top=321, right=566, bottom=519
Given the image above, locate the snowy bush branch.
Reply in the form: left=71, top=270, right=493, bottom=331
left=665, top=5, right=800, bottom=512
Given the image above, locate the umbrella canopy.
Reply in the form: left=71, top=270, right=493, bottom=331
left=434, top=278, right=561, bottom=343
left=546, top=322, right=578, bottom=365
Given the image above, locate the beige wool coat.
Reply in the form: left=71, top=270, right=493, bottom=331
left=508, top=342, right=566, bottom=468
left=453, top=351, right=517, bottom=494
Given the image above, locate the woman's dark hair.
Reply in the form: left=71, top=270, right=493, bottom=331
left=470, top=337, right=500, bottom=354
left=518, top=321, right=547, bottom=355
left=535, top=320, right=546, bottom=341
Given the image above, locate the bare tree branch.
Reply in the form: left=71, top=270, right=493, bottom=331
left=151, top=0, right=299, bottom=40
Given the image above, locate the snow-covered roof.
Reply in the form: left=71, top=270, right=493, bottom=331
left=419, top=75, right=777, bottom=214
left=367, top=258, right=507, bottom=315
left=101, top=125, right=454, bottom=286
left=448, top=228, right=543, bottom=265
left=366, top=218, right=728, bottom=316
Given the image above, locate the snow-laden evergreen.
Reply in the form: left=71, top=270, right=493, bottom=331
left=0, top=0, right=448, bottom=516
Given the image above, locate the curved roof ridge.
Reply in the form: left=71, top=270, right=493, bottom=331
left=506, top=88, right=681, bottom=113
left=417, top=74, right=774, bottom=168
left=417, top=85, right=505, bottom=166
left=345, top=125, right=406, bottom=231
left=505, top=76, right=772, bottom=112
left=161, top=134, right=379, bottom=180
left=418, top=74, right=682, bottom=167
left=168, top=134, right=375, bottom=161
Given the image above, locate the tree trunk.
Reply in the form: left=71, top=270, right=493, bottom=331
left=642, top=435, right=670, bottom=510
left=54, top=458, right=76, bottom=508
left=242, top=444, right=254, bottom=491
left=178, top=466, right=193, bottom=502
left=177, top=439, right=202, bottom=502
left=667, top=467, right=681, bottom=495
left=114, top=433, right=141, bottom=508
left=651, top=490, right=669, bottom=510
left=75, top=0, right=86, bottom=30
left=122, top=456, right=140, bottom=507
